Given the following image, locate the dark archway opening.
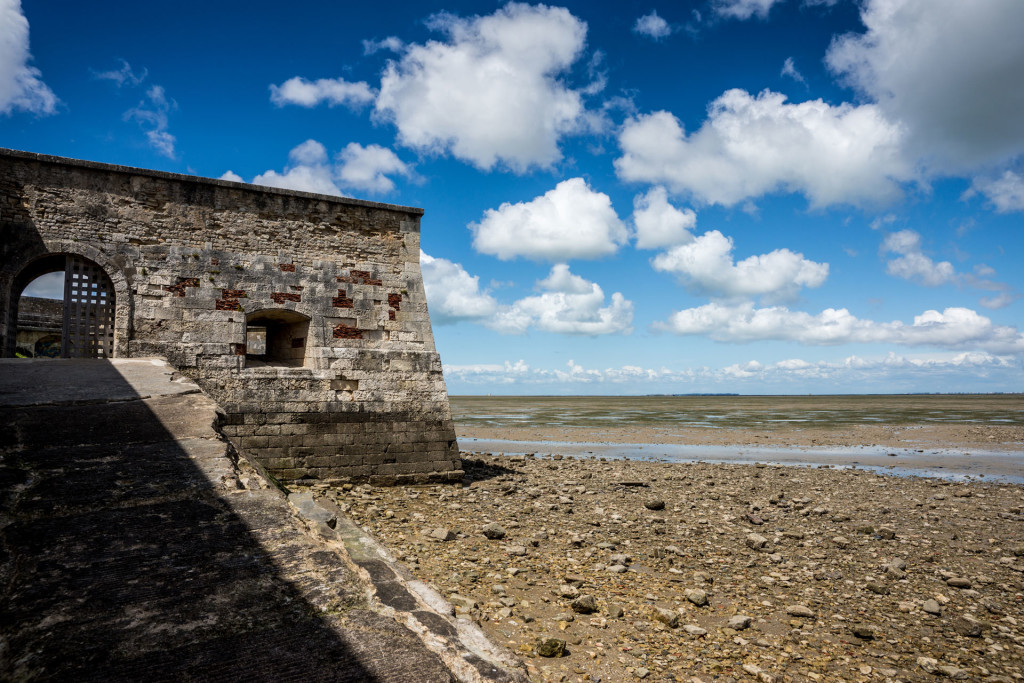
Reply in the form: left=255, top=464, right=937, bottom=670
left=245, top=309, right=309, bottom=367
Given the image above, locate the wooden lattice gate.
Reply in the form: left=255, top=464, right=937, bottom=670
left=61, top=256, right=115, bottom=358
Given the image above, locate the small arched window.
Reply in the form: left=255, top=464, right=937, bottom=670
left=244, top=309, right=310, bottom=367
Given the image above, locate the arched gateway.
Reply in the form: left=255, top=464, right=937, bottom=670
left=11, top=254, right=116, bottom=359
left=0, top=148, right=461, bottom=486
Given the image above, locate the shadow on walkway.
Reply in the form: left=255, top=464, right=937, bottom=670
left=0, top=359, right=454, bottom=681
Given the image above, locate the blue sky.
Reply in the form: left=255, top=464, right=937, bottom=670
left=3, top=0, right=1023, bottom=394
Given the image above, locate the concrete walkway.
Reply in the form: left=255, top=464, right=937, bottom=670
left=0, top=359, right=526, bottom=682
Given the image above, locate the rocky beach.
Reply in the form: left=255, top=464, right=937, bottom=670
left=300, top=396, right=1024, bottom=683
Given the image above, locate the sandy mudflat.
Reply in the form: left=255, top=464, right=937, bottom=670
left=455, top=422, right=1024, bottom=452
left=334, top=454, right=1024, bottom=683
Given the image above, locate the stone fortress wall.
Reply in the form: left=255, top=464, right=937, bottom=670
left=0, top=148, right=461, bottom=485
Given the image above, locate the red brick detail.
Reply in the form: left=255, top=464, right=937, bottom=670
left=270, top=292, right=301, bottom=304
left=290, top=285, right=304, bottom=291
left=216, top=299, right=243, bottom=311
left=279, top=263, right=296, bottom=272
left=210, top=258, right=219, bottom=266
left=337, top=270, right=382, bottom=287
left=333, top=324, right=363, bottom=340
left=388, top=310, right=396, bottom=321
left=163, top=277, right=200, bottom=297
left=388, top=293, right=402, bottom=310
left=221, top=289, right=246, bottom=299
left=332, top=290, right=354, bottom=308
left=231, top=343, right=246, bottom=356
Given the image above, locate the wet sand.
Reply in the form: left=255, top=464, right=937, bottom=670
left=452, top=394, right=1024, bottom=482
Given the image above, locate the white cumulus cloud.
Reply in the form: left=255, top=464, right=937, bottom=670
left=881, top=229, right=955, bottom=286
left=0, top=0, right=57, bottom=115
left=615, top=89, right=912, bottom=208
left=247, top=139, right=412, bottom=196
left=336, top=142, right=412, bottom=194
left=968, top=171, right=1024, bottom=214
left=251, top=140, right=343, bottom=196
left=633, top=10, right=671, bottom=39
left=443, top=351, right=1020, bottom=391
left=269, top=76, right=374, bottom=109
left=420, top=252, right=498, bottom=324
left=656, top=302, right=1024, bottom=354
left=632, top=186, right=696, bottom=249
left=652, top=230, right=828, bottom=301
left=489, top=264, right=633, bottom=335
left=471, top=178, right=627, bottom=261
left=374, top=2, right=593, bottom=172
left=827, top=0, right=1024, bottom=171
left=219, top=170, right=244, bottom=183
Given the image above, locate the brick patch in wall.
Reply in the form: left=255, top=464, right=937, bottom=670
left=332, top=290, right=354, bottom=308
left=337, top=269, right=383, bottom=287
left=163, top=277, right=200, bottom=297
left=388, top=292, right=401, bottom=320
left=216, top=299, right=243, bottom=311
left=333, top=323, right=363, bottom=340
left=279, top=263, right=296, bottom=272
left=222, top=289, right=247, bottom=299
left=270, top=292, right=301, bottom=304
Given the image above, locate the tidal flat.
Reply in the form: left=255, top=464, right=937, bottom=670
left=325, top=395, right=1024, bottom=682
left=452, top=394, right=1024, bottom=482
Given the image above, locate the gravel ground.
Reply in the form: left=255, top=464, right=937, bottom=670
left=318, top=453, right=1024, bottom=683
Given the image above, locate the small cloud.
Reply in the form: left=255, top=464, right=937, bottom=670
left=335, top=142, right=413, bottom=194
left=967, top=170, right=1024, bottom=213
left=92, top=59, right=147, bottom=87
left=712, top=0, right=782, bottom=20
left=633, top=10, right=671, bottom=40
left=780, top=57, right=806, bottom=85
left=363, top=36, right=404, bottom=55
left=269, top=76, right=375, bottom=109
left=124, top=85, right=177, bottom=158
left=219, top=170, right=244, bottom=183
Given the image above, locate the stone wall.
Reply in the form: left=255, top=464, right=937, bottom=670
left=0, top=148, right=461, bottom=484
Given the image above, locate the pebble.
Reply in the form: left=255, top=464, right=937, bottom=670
left=536, top=637, right=565, bottom=658
left=481, top=522, right=506, bottom=540
left=570, top=595, right=598, bottom=614
left=728, top=615, right=752, bottom=630
left=685, top=588, right=709, bottom=606
left=923, top=598, right=942, bottom=615
left=746, top=533, right=769, bottom=550
left=427, top=527, right=455, bottom=542
left=653, top=607, right=679, bottom=628
left=786, top=605, right=815, bottom=619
